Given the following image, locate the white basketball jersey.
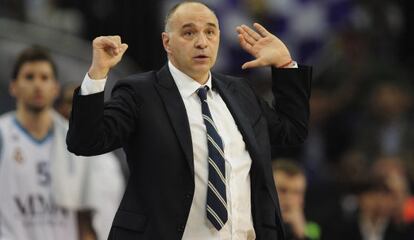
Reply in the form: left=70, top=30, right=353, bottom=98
left=0, top=114, right=78, bottom=240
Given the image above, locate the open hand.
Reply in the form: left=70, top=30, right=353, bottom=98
left=236, top=23, right=292, bottom=69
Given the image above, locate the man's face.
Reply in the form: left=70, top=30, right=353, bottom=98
left=274, top=171, right=306, bottom=216
left=162, top=3, right=220, bottom=81
left=10, top=61, right=59, bottom=113
left=359, top=191, right=394, bottom=221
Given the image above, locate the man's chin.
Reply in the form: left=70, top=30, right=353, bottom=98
left=192, top=63, right=211, bottom=73
left=26, top=104, right=48, bottom=113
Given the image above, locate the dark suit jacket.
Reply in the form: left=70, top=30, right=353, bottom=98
left=66, top=64, right=312, bottom=240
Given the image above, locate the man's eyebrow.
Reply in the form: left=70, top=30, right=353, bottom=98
left=206, top=23, right=217, bottom=28
left=181, top=23, right=196, bottom=29
left=181, top=22, right=218, bottom=29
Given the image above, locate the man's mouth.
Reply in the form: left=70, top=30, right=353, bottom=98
left=193, top=54, right=209, bottom=60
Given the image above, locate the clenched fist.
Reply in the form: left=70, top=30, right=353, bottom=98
left=88, top=36, right=128, bottom=80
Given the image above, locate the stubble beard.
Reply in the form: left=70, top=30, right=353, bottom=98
left=24, top=102, right=48, bottom=114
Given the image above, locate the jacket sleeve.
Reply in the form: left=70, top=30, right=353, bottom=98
left=66, top=80, right=142, bottom=156
left=259, top=66, right=312, bottom=147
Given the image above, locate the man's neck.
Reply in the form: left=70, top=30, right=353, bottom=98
left=168, top=60, right=210, bottom=85
left=191, top=73, right=209, bottom=85
left=15, top=107, right=53, bottom=140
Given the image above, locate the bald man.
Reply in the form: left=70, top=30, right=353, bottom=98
left=67, top=1, right=312, bottom=239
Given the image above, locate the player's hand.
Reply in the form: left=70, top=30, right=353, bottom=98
left=88, top=36, right=128, bottom=80
left=283, top=207, right=307, bottom=239
left=236, top=23, right=292, bottom=69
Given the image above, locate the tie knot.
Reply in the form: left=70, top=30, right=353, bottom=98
left=197, top=86, right=209, bottom=101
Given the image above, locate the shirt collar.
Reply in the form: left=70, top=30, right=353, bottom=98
left=168, top=61, right=212, bottom=99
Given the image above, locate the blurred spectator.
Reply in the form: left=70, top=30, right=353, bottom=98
left=358, top=80, right=413, bottom=157
left=300, top=83, right=356, bottom=185
left=342, top=170, right=414, bottom=240
left=56, top=82, right=78, bottom=119
left=353, top=80, right=414, bottom=183
left=272, top=159, right=321, bottom=240
left=371, top=158, right=414, bottom=232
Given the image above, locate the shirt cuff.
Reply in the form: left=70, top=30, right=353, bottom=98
left=80, top=73, right=107, bottom=95
left=290, top=61, right=298, bottom=68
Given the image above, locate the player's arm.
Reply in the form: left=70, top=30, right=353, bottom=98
left=77, top=211, right=97, bottom=240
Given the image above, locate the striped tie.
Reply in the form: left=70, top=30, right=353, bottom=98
left=197, top=86, right=228, bottom=230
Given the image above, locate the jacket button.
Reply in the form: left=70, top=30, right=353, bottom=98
left=185, top=193, right=192, bottom=199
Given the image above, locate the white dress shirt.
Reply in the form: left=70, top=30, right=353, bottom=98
left=80, top=61, right=256, bottom=239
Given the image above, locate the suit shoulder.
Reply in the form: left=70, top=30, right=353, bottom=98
left=117, top=71, right=157, bottom=86
left=212, top=72, right=245, bottom=83
left=112, top=71, right=157, bottom=93
left=212, top=72, right=254, bottom=94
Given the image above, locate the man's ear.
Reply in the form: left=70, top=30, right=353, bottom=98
left=53, top=82, right=61, bottom=100
left=162, top=32, right=171, bottom=54
left=9, top=80, right=17, bottom=97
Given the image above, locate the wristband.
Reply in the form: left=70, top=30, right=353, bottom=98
left=277, top=59, right=293, bottom=68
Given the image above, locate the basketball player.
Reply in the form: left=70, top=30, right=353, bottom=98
left=0, top=47, right=123, bottom=240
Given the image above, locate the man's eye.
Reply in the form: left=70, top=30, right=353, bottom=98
left=207, top=30, right=215, bottom=35
left=24, top=73, right=34, bottom=80
left=184, top=32, right=193, bottom=36
left=41, top=74, right=50, bottom=81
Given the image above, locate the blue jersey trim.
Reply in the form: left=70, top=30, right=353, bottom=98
left=13, top=117, right=53, bottom=145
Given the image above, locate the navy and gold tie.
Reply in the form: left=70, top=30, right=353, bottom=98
left=197, top=86, right=228, bottom=230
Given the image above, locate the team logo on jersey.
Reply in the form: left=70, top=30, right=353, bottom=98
left=14, top=147, right=24, bottom=164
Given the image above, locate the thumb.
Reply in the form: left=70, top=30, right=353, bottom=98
left=120, top=43, right=128, bottom=54
left=242, top=59, right=261, bottom=69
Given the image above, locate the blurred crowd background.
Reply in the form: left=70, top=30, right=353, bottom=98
left=1, top=0, right=413, bottom=239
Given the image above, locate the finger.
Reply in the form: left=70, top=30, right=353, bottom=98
left=241, top=24, right=261, bottom=41
left=119, top=43, right=128, bottom=54
left=253, top=23, right=270, bottom=37
left=242, top=59, right=262, bottom=69
left=109, top=35, right=122, bottom=47
left=238, top=34, right=252, bottom=52
left=99, top=37, right=118, bottom=50
left=110, top=35, right=121, bottom=42
left=109, top=36, right=123, bottom=54
left=237, top=26, right=256, bottom=46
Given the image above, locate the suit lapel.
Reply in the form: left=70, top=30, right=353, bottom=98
left=154, top=65, right=194, bottom=175
left=212, top=75, right=267, bottom=229
left=212, top=75, right=263, bottom=168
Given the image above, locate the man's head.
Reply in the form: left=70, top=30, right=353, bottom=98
left=10, top=47, right=60, bottom=113
left=56, top=82, right=78, bottom=120
left=162, top=1, right=220, bottom=83
left=356, top=174, right=394, bottom=222
left=272, top=160, right=307, bottom=216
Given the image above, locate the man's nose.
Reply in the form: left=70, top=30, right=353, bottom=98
left=33, top=77, right=43, bottom=86
left=195, top=33, right=208, bottom=49
left=33, top=77, right=46, bottom=89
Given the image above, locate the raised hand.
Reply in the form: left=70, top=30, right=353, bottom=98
left=236, top=23, right=292, bottom=69
left=88, top=36, right=128, bottom=79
